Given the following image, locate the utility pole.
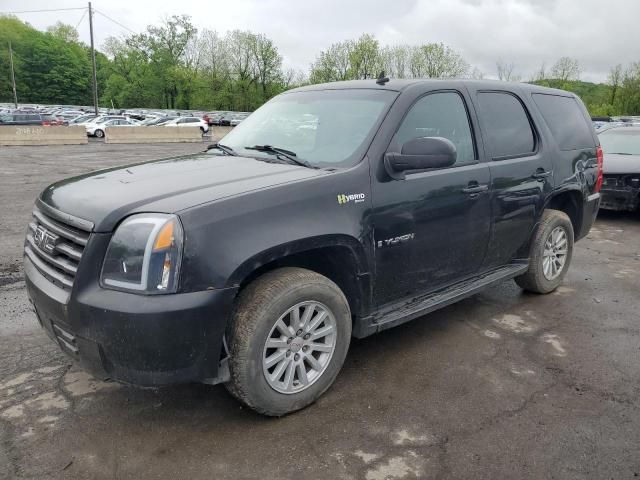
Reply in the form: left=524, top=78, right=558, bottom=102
left=88, top=2, right=99, bottom=115
left=8, top=42, right=18, bottom=108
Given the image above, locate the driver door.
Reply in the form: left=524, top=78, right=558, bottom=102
left=371, top=89, right=492, bottom=305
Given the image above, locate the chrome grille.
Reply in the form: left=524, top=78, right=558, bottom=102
left=25, top=206, right=91, bottom=291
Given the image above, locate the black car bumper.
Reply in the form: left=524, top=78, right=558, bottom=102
left=24, top=256, right=237, bottom=386
left=600, top=186, right=640, bottom=212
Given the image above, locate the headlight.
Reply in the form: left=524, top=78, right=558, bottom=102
left=101, top=214, right=183, bottom=294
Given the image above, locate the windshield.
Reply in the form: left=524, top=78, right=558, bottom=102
left=220, top=89, right=397, bottom=167
left=599, top=129, right=640, bottom=155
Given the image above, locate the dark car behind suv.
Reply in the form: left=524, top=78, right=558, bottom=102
left=24, top=79, right=601, bottom=416
left=598, top=126, right=640, bottom=212
left=1, top=113, right=46, bottom=125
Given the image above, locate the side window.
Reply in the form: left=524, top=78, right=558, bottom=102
left=396, top=92, right=475, bottom=166
left=476, top=92, right=535, bottom=158
left=532, top=94, right=594, bottom=150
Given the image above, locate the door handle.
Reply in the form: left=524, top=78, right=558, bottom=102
left=532, top=169, right=551, bottom=180
left=462, top=183, right=489, bottom=194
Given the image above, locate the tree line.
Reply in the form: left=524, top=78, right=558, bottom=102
left=1, top=15, right=639, bottom=116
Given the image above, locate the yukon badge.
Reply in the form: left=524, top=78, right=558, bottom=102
left=377, top=233, right=415, bottom=248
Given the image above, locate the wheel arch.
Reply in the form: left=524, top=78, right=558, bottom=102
left=544, top=187, right=584, bottom=237
left=226, top=235, right=372, bottom=320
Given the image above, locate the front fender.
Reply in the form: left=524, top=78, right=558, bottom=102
left=176, top=165, right=373, bottom=293
left=225, top=234, right=370, bottom=288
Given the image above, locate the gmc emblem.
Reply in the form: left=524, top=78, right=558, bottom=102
left=34, top=226, right=58, bottom=254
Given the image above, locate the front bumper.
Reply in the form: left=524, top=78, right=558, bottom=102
left=600, top=186, right=640, bottom=212
left=25, top=256, right=237, bottom=386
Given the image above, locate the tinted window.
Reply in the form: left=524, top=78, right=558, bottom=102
left=477, top=92, right=535, bottom=158
left=396, top=92, right=475, bottom=165
left=532, top=94, right=594, bottom=150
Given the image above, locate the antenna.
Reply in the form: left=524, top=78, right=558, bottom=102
left=376, top=71, right=390, bottom=85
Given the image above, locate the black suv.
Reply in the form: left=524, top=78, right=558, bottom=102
left=24, top=79, right=601, bottom=416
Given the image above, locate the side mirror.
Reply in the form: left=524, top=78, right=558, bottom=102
left=384, top=137, right=457, bottom=180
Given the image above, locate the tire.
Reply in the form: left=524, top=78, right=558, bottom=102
left=94, top=129, right=104, bottom=138
left=200, top=127, right=205, bottom=134
left=225, top=267, right=351, bottom=416
left=515, top=209, right=574, bottom=294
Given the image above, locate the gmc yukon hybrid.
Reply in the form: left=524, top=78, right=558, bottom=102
left=24, top=79, right=601, bottom=416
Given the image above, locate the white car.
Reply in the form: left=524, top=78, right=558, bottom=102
left=86, top=119, right=138, bottom=138
left=79, top=115, right=126, bottom=127
left=162, top=117, right=209, bottom=133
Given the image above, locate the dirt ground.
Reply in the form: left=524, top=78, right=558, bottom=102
left=1, top=141, right=639, bottom=479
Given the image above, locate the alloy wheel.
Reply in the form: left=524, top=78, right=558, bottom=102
left=542, top=226, right=568, bottom=280
left=262, top=301, right=337, bottom=394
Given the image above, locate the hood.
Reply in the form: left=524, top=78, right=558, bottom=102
left=40, top=153, right=325, bottom=232
left=603, top=153, right=640, bottom=174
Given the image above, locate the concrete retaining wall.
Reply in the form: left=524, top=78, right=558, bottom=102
left=104, top=126, right=203, bottom=144
left=0, top=126, right=88, bottom=146
left=211, top=126, right=233, bottom=141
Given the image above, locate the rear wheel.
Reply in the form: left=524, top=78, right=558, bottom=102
left=225, top=267, right=351, bottom=416
left=94, top=129, right=104, bottom=138
left=515, top=209, right=574, bottom=294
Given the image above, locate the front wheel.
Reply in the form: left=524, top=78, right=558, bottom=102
left=515, top=209, right=574, bottom=294
left=94, top=129, right=104, bottom=138
left=225, top=267, right=351, bottom=416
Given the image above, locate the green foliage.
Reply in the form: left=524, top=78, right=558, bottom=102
left=102, top=18, right=291, bottom=111
left=310, top=37, right=468, bottom=82
left=0, top=16, right=101, bottom=105
left=532, top=71, right=640, bottom=116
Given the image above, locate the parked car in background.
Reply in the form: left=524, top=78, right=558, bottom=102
left=139, top=115, right=162, bottom=125
left=58, top=110, right=85, bottom=121
left=85, top=117, right=132, bottom=138
left=69, top=114, right=97, bottom=125
left=162, top=116, right=209, bottom=133
left=0, top=113, right=55, bottom=126
left=219, top=113, right=236, bottom=126
left=210, top=113, right=226, bottom=125
left=203, top=112, right=218, bottom=125
left=230, top=113, right=249, bottom=126
left=598, top=126, right=640, bottom=212
left=81, top=115, right=127, bottom=126
left=40, top=114, right=67, bottom=126
left=144, top=116, right=176, bottom=126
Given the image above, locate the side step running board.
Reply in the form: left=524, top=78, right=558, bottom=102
left=354, top=263, right=529, bottom=338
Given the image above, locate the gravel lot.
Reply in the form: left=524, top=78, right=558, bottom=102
left=1, top=141, right=639, bottom=480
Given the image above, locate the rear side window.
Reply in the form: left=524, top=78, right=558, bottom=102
left=532, top=94, right=594, bottom=150
left=477, top=92, right=535, bottom=159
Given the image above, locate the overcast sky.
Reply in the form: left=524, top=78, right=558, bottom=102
left=2, top=0, right=639, bottom=82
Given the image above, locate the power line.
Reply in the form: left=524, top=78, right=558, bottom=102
left=94, top=9, right=137, bottom=35
left=74, top=9, right=88, bottom=30
left=0, top=7, right=86, bottom=15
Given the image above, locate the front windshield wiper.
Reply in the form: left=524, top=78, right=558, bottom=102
left=245, top=145, right=318, bottom=169
left=206, top=143, right=238, bottom=156
left=607, top=152, right=633, bottom=155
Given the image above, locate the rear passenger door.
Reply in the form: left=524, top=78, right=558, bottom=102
left=469, top=87, right=554, bottom=268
